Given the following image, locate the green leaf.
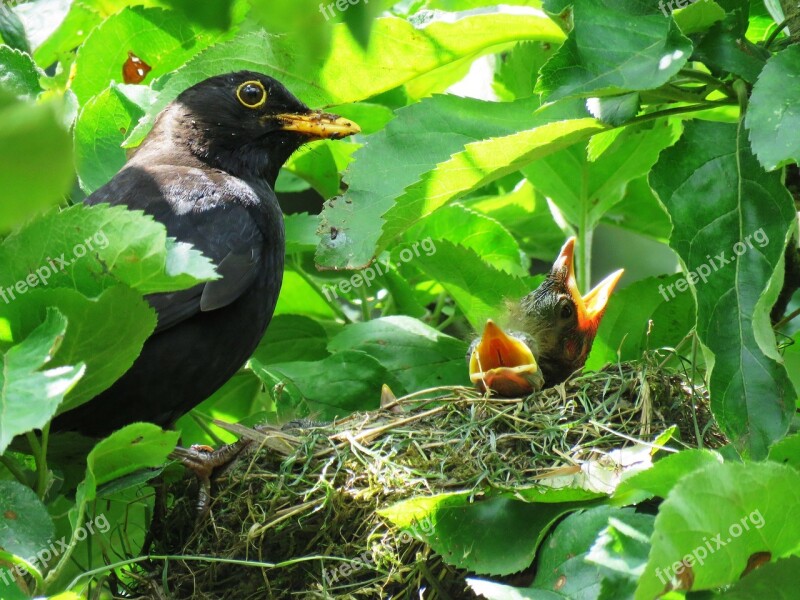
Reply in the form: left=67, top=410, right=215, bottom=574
left=382, top=492, right=593, bottom=576
left=612, top=449, right=723, bottom=506
left=650, top=120, right=796, bottom=458
left=465, top=180, right=566, bottom=263
left=672, top=0, right=726, bottom=35
left=71, top=6, right=224, bottom=104
left=585, top=275, right=695, bottom=371
left=377, top=111, right=603, bottom=254
left=636, top=461, right=800, bottom=599
left=466, top=579, right=549, bottom=599
left=74, top=84, right=150, bottom=193
left=586, top=93, right=640, bottom=127
left=252, top=350, right=403, bottom=418
left=76, top=423, right=179, bottom=508
left=0, top=287, right=156, bottom=414
left=328, top=316, right=469, bottom=391
left=317, top=95, right=601, bottom=269
left=537, top=0, right=692, bottom=100
left=414, top=241, right=532, bottom=329
left=522, top=121, right=678, bottom=234
left=33, top=1, right=103, bottom=69
left=284, top=213, right=321, bottom=254
left=0, top=95, right=73, bottom=233
left=252, top=314, right=330, bottom=366
left=126, top=8, right=566, bottom=146
left=745, top=45, right=800, bottom=171
left=405, top=203, right=527, bottom=276
left=0, top=46, right=42, bottom=97
left=0, top=6, right=29, bottom=53
left=716, top=556, right=800, bottom=599
left=601, top=176, right=672, bottom=241
left=0, top=309, right=84, bottom=454
left=493, top=41, right=557, bottom=101
left=0, top=480, right=56, bottom=565
left=694, top=22, right=767, bottom=84
left=0, top=203, right=218, bottom=299
left=273, top=269, right=337, bottom=320
left=588, top=513, right=655, bottom=600
left=767, top=432, right=800, bottom=471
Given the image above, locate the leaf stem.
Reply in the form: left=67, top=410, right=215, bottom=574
left=765, top=16, right=792, bottom=49
left=677, top=68, right=736, bottom=98
left=0, top=455, right=29, bottom=486
left=774, top=306, right=800, bottom=330
left=25, top=428, right=49, bottom=499
left=626, top=100, right=737, bottom=127
left=291, top=258, right=351, bottom=324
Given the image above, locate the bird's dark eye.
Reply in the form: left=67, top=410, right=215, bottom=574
left=236, top=80, right=267, bottom=109
left=559, top=301, right=573, bottom=320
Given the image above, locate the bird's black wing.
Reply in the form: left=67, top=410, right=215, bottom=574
left=86, top=164, right=267, bottom=333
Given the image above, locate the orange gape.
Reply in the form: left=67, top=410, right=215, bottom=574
left=469, top=237, right=623, bottom=397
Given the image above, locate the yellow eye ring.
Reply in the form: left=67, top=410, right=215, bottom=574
left=236, top=80, right=267, bottom=109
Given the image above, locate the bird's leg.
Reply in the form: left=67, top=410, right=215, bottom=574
left=169, top=438, right=253, bottom=516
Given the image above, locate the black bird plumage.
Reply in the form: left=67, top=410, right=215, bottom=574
left=52, top=71, right=359, bottom=436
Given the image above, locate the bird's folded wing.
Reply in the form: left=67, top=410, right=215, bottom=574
left=86, top=165, right=267, bottom=334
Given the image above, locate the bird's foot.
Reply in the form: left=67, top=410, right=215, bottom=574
left=169, top=438, right=252, bottom=517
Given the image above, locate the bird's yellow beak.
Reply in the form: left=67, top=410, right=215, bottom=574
left=552, top=237, right=624, bottom=336
left=275, top=111, right=360, bottom=140
left=469, top=320, right=543, bottom=397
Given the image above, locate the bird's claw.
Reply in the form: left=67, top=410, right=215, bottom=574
left=169, top=439, right=252, bottom=517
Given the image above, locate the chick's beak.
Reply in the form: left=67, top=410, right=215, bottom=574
left=469, top=320, right=543, bottom=396
left=275, top=111, right=360, bottom=140
left=551, top=237, right=624, bottom=335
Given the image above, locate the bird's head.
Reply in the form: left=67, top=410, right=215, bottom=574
left=147, top=71, right=360, bottom=184
left=469, top=237, right=624, bottom=394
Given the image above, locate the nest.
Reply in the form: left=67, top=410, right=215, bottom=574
left=136, top=357, right=724, bottom=599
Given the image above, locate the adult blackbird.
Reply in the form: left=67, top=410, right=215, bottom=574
left=52, top=71, right=360, bottom=436
left=469, top=237, right=623, bottom=396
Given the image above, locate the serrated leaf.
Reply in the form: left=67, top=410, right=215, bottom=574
left=71, top=6, right=224, bottom=104
left=317, top=95, right=601, bottom=269
left=0, top=309, right=84, bottom=454
left=33, top=1, right=102, bottom=69
left=74, top=84, right=151, bottom=193
left=537, top=0, right=692, bottom=100
left=0, top=203, right=217, bottom=299
left=0, top=287, right=156, bottom=414
left=405, top=203, right=526, bottom=276
left=745, top=45, right=800, bottom=171
left=0, top=45, right=41, bottom=97
left=650, top=120, right=796, bottom=458
left=636, top=462, right=800, bottom=599
left=413, top=240, right=532, bottom=329
left=126, top=8, right=565, bottom=146
left=522, top=120, right=678, bottom=235
left=328, top=316, right=468, bottom=390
